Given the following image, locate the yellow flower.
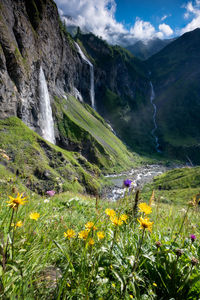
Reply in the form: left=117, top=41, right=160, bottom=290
left=85, top=221, right=97, bottom=231
left=120, top=214, right=128, bottom=224
left=110, top=216, right=123, bottom=226
left=78, top=230, right=89, bottom=240
left=7, top=193, right=27, bottom=209
left=29, top=212, right=40, bottom=221
left=88, top=238, right=95, bottom=246
left=97, top=231, right=105, bottom=240
left=64, top=229, right=76, bottom=239
left=138, top=216, right=153, bottom=232
left=138, top=203, right=152, bottom=215
left=112, top=283, right=115, bottom=288
left=129, top=295, right=134, bottom=299
left=105, top=208, right=116, bottom=217
left=153, top=282, right=157, bottom=287
left=15, top=220, right=23, bottom=228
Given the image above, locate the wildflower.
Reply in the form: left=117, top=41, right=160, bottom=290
left=110, top=216, right=123, bottom=226
left=7, top=193, right=27, bottom=209
left=46, top=190, right=56, bottom=197
left=64, top=229, right=76, bottom=239
left=123, top=179, right=132, bottom=188
left=138, top=203, right=152, bottom=215
left=138, top=216, right=153, bottom=232
left=78, top=230, right=89, bottom=240
left=97, top=231, right=105, bottom=240
left=44, top=199, right=50, bottom=203
left=129, top=295, right=134, bottom=299
left=190, top=234, right=196, bottom=243
left=155, top=241, right=162, bottom=248
left=153, top=283, right=157, bottom=287
left=15, top=220, right=23, bottom=228
left=120, top=214, right=128, bottom=224
left=112, top=283, right=115, bottom=288
left=105, top=208, right=116, bottom=217
left=191, top=257, right=199, bottom=266
left=88, top=238, right=95, bottom=246
left=85, top=221, right=97, bottom=231
left=29, top=212, right=40, bottom=221
left=175, top=249, right=183, bottom=257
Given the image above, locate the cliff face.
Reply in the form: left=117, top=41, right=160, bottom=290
left=76, top=33, right=153, bottom=152
left=0, top=0, right=90, bottom=134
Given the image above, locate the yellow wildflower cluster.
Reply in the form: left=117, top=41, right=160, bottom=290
left=29, top=212, right=40, bottom=221
left=105, top=208, right=128, bottom=226
left=97, top=231, right=105, bottom=240
left=78, top=229, right=89, bottom=240
left=138, top=216, right=153, bottom=232
left=85, top=221, right=97, bottom=231
left=64, top=229, right=76, bottom=239
left=7, top=193, right=27, bottom=209
left=105, top=208, right=116, bottom=217
left=138, top=203, right=152, bottom=215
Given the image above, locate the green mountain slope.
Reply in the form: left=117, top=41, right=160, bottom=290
left=147, top=28, right=200, bottom=163
left=126, top=38, right=174, bottom=60
left=75, top=33, right=157, bottom=153
left=0, top=117, right=101, bottom=195
left=54, top=94, right=140, bottom=171
left=142, top=166, right=200, bottom=205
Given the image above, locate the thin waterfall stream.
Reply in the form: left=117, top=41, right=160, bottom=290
left=39, top=66, right=55, bottom=144
left=74, top=42, right=95, bottom=109
left=150, top=82, right=161, bottom=152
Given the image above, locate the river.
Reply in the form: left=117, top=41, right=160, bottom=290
left=103, top=164, right=170, bottom=201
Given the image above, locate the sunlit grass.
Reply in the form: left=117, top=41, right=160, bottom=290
left=0, top=187, right=199, bottom=299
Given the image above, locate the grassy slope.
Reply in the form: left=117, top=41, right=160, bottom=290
left=54, top=94, right=143, bottom=172
left=0, top=117, right=100, bottom=195
left=147, top=29, right=200, bottom=162
left=142, top=166, right=200, bottom=205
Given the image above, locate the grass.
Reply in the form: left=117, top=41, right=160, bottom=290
left=142, top=166, right=200, bottom=205
left=54, top=94, right=142, bottom=172
left=0, top=185, right=200, bottom=299
left=0, top=117, right=100, bottom=195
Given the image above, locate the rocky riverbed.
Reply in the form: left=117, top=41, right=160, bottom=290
left=103, top=164, right=170, bottom=201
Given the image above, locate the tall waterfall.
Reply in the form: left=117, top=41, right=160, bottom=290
left=39, top=66, right=55, bottom=144
left=150, top=82, right=161, bottom=152
left=74, top=42, right=95, bottom=109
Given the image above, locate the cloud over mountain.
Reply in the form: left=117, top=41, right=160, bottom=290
left=55, top=0, right=200, bottom=45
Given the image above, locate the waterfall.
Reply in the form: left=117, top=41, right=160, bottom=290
left=150, top=82, right=161, bottom=152
left=74, top=42, right=95, bottom=109
left=39, top=66, right=55, bottom=144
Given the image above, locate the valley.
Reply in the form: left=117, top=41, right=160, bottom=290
left=0, top=0, right=200, bottom=298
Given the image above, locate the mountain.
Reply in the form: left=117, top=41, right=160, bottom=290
left=126, top=38, right=175, bottom=60
left=75, top=32, right=156, bottom=152
left=147, top=28, right=200, bottom=163
left=0, top=0, right=144, bottom=195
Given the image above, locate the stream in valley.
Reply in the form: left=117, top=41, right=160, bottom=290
left=104, top=164, right=169, bottom=201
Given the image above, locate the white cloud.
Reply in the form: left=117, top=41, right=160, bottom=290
left=130, top=18, right=156, bottom=40
left=159, top=23, right=173, bottom=36
left=161, top=15, right=167, bottom=21
left=181, top=0, right=200, bottom=33
left=161, top=14, right=171, bottom=21
left=54, top=0, right=174, bottom=45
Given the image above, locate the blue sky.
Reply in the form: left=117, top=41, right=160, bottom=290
left=115, top=0, right=186, bottom=30
left=55, top=0, right=200, bottom=45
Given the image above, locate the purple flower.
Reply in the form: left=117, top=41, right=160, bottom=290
left=190, top=234, right=196, bottom=243
left=46, top=190, right=56, bottom=197
left=123, top=179, right=132, bottom=188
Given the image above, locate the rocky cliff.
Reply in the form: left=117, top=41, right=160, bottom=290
left=0, top=0, right=91, bottom=135
left=75, top=33, right=154, bottom=152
